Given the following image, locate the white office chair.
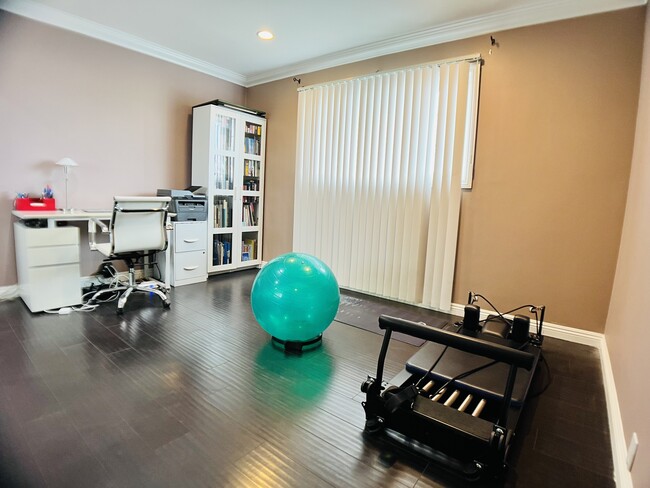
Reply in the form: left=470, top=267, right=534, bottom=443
left=88, top=196, right=171, bottom=314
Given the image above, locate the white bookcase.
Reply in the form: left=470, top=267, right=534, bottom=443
left=191, top=101, right=266, bottom=274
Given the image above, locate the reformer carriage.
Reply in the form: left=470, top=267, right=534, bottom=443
left=361, top=295, right=545, bottom=481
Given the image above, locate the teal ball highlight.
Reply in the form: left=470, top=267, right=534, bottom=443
left=251, top=253, right=340, bottom=343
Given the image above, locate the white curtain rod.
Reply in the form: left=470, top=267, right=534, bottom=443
left=297, top=53, right=482, bottom=92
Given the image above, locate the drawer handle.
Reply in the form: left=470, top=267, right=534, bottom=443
left=183, top=266, right=199, bottom=271
left=183, top=238, right=199, bottom=243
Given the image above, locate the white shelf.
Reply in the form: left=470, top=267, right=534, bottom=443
left=191, top=103, right=266, bottom=274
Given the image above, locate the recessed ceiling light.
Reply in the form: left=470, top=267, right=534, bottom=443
left=257, top=30, right=274, bottom=41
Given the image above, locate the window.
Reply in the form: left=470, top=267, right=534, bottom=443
left=294, top=56, right=481, bottom=310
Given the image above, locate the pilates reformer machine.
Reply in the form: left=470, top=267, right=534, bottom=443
left=360, top=293, right=546, bottom=481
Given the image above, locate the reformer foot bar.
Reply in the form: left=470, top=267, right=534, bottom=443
left=360, top=305, right=543, bottom=481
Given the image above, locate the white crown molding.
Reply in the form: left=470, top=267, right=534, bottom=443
left=2, top=0, right=645, bottom=87
left=0, top=0, right=246, bottom=86
left=245, top=0, right=646, bottom=86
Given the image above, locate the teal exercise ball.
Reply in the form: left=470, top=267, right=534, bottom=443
left=251, top=253, right=340, bottom=343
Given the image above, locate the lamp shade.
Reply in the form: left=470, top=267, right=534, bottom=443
left=56, top=157, right=78, bottom=167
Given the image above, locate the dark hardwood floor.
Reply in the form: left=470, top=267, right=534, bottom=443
left=0, top=269, right=614, bottom=487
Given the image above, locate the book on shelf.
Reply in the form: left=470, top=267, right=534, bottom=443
left=242, top=238, right=256, bottom=261
left=244, top=137, right=261, bottom=155
left=213, top=239, right=232, bottom=265
left=213, top=198, right=231, bottom=228
left=213, top=240, right=223, bottom=265
left=242, top=198, right=257, bottom=226
left=244, top=159, right=260, bottom=178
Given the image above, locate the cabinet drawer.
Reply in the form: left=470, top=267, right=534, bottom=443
left=174, top=223, right=207, bottom=253
left=173, top=250, right=207, bottom=281
left=27, top=245, right=79, bottom=267
left=24, top=263, right=82, bottom=312
left=22, top=225, right=79, bottom=247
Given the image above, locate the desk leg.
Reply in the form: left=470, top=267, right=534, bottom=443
left=164, top=224, right=171, bottom=290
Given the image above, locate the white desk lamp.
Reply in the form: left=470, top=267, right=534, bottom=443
left=56, top=157, right=78, bottom=212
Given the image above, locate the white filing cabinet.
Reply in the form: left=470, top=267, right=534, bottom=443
left=13, top=221, right=82, bottom=312
left=160, top=221, right=208, bottom=287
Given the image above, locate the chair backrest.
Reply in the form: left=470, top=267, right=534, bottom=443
left=110, top=196, right=171, bottom=254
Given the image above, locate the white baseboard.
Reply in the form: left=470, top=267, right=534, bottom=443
left=449, top=302, right=602, bottom=347
left=0, top=284, right=19, bottom=300
left=599, top=337, right=633, bottom=488
left=450, top=301, right=630, bottom=487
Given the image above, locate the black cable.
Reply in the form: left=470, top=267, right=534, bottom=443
left=474, top=295, right=545, bottom=341
left=430, top=340, right=530, bottom=398
left=416, top=294, right=547, bottom=401
left=414, top=321, right=459, bottom=390
left=432, top=359, right=498, bottom=398
left=415, top=345, right=448, bottom=390
left=480, top=304, right=537, bottom=324
left=472, top=293, right=510, bottom=325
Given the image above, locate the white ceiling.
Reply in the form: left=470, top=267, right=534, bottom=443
left=1, top=0, right=646, bottom=86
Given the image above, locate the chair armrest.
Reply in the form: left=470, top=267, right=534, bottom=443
left=88, top=218, right=110, bottom=250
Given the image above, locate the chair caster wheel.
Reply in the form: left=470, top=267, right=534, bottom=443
left=116, top=308, right=124, bottom=315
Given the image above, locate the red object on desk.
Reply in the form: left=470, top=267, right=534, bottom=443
left=14, top=198, right=56, bottom=211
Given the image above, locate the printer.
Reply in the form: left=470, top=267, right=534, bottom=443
left=157, top=188, right=208, bottom=221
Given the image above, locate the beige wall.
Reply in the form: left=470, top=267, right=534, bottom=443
left=605, top=8, right=650, bottom=487
left=247, top=7, right=646, bottom=332
left=1, top=9, right=645, bottom=333
left=0, top=12, right=245, bottom=284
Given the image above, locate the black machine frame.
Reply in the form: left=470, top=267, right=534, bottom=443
left=361, top=298, right=545, bottom=481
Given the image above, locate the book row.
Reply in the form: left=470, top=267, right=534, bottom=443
left=245, top=123, right=262, bottom=136
left=241, top=238, right=257, bottom=261
left=213, top=239, right=231, bottom=266
left=243, top=198, right=258, bottom=226
left=214, top=199, right=231, bottom=228
left=244, top=159, right=260, bottom=177
left=214, top=156, right=234, bottom=190
left=244, top=136, right=262, bottom=155
left=212, top=237, right=258, bottom=265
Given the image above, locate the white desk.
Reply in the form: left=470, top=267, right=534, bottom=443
left=12, top=209, right=112, bottom=228
left=12, top=209, right=170, bottom=312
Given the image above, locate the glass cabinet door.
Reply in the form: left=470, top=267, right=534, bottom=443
left=216, top=113, right=236, bottom=152
left=240, top=121, right=263, bottom=263
left=192, top=103, right=265, bottom=273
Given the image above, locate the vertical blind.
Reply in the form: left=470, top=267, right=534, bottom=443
left=293, top=57, right=481, bottom=311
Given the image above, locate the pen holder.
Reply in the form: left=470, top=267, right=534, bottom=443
left=14, top=198, right=57, bottom=211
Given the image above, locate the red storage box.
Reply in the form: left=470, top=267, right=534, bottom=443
left=14, top=198, right=56, bottom=211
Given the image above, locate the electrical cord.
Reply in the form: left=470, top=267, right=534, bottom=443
left=416, top=345, right=448, bottom=390
left=471, top=292, right=545, bottom=341
left=414, top=321, right=460, bottom=390
left=415, top=293, right=549, bottom=403
left=429, top=340, right=531, bottom=399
